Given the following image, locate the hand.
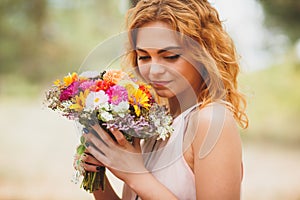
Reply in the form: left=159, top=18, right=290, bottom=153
left=73, top=146, right=103, bottom=172
left=82, top=151, right=105, bottom=172
left=83, top=123, right=148, bottom=182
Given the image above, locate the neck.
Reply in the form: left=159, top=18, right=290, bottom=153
left=168, top=90, right=199, bottom=118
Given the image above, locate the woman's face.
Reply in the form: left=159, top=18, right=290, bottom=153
left=135, top=21, right=202, bottom=99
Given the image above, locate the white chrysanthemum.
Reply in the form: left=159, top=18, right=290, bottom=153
left=111, top=101, right=129, bottom=117
left=99, top=111, right=113, bottom=122
left=99, top=102, right=110, bottom=111
left=85, top=91, right=109, bottom=111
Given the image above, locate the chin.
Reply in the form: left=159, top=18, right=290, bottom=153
left=155, top=89, right=176, bottom=99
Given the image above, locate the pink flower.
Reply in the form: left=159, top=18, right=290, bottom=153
left=106, top=85, right=128, bottom=105
left=79, top=80, right=95, bottom=91
left=59, top=81, right=80, bottom=101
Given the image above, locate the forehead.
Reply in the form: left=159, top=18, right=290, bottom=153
left=135, top=21, right=180, bottom=49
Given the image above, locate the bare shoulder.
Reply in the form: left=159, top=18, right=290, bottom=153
left=186, top=102, right=243, bottom=199
left=191, top=102, right=236, bottom=124
left=185, top=102, right=242, bottom=159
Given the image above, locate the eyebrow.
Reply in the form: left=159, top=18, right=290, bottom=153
left=136, top=46, right=182, bottom=54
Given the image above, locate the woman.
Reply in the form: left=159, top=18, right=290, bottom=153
left=79, top=0, right=248, bottom=199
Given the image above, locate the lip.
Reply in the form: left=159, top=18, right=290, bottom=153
left=151, top=80, right=172, bottom=87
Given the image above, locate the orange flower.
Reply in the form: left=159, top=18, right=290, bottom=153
left=103, top=70, right=127, bottom=84
left=92, top=80, right=114, bottom=92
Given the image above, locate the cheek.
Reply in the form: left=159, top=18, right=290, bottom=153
left=137, top=66, right=150, bottom=81
left=173, top=62, right=199, bottom=84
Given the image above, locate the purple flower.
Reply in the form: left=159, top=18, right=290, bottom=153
left=106, top=85, right=128, bottom=105
left=104, top=113, right=156, bottom=138
left=59, top=81, right=80, bottom=101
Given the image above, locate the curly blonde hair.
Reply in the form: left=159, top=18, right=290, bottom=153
left=124, top=0, right=248, bottom=128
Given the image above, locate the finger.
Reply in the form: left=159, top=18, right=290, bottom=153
left=84, top=149, right=98, bottom=157
left=133, top=138, right=141, bottom=152
left=84, top=126, right=110, bottom=147
left=90, top=123, right=114, bottom=147
left=81, top=153, right=104, bottom=166
left=83, top=133, right=110, bottom=156
left=84, top=149, right=92, bottom=155
left=86, top=143, right=110, bottom=167
left=83, top=162, right=104, bottom=173
left=110, top=128, right=128, bottom=147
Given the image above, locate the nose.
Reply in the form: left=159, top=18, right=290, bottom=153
left=149, top=62, right=165, bottom=75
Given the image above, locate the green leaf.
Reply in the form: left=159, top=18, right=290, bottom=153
left=77, top=144, right=85, bottom=155
left=80, top=135, right=86, bottom=144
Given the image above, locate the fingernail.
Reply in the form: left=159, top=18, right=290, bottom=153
left=96, top=166, right=101, bottom=171
left=83, top=128, right=89, bottom=134
left=90, top=120, right=96, bottom=126
left=85, top=142, right=90, bottom=147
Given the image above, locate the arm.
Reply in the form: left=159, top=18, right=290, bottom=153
left=123, top=171, right=178, bottom=200
left=190, top=104, right=242, bottom=200
left=93, top=175, right=120, bottom=200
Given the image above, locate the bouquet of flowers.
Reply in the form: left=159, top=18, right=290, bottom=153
left=44, top=69, right=173, bottom=193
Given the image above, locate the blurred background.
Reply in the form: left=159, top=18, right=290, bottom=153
left=0, top=0, right=299, bottom=199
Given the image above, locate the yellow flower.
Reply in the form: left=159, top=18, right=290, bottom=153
left=69, top=90, right=89, bottom=112
left=53, top=79, right=61, bottom=86
left=119, top=80, right=139, bottom=96
left=130, top=89, right=150, bottom=116
left=63, top=72, right=78, bottom=87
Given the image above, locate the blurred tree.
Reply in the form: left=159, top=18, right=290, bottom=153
left=0, top=0, right=124, bottom=85
left=258, top=0, right=300, bottom=69
left=258, top=0, right=300, bottom=44
left=0, top=0, right=126, bottom=97
left=0, top=0, right=47, bottom=75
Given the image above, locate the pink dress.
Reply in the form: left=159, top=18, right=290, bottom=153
left=122, top=104, right=200, bottom=200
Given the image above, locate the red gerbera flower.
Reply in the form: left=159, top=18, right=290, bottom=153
left=92, top=80, right=114, bottom=92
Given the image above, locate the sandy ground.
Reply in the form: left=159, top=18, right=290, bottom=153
left=0, top=99, right=299, bottom=200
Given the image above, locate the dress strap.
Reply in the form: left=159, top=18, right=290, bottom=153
left=179, top=102, right=202, bottom=119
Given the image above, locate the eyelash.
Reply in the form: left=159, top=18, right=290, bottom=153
left=165, top=54, right=181, bottom=60
left=138, top=54, right=181, bottom=61
left=138, top=56, right=150, bottom=60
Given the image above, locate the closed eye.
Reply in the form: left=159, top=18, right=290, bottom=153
left=164, top=54, right=181, bottom=60
left=138, top=56, right=151, bottom=60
